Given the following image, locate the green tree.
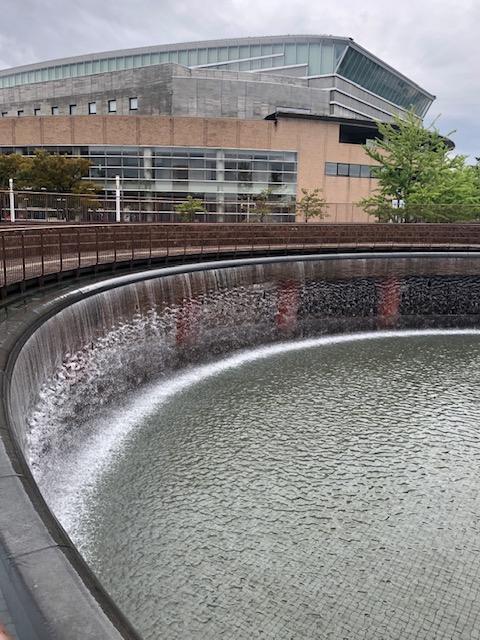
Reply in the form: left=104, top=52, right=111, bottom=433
left=0, top=149, right=96, bottom=193
left=249, top=188, right=292, bottom=222
left=295, top=187, right=328, bottom=222
left=175, top=195, right=206, bottom=222
left=21, top=149, right=95, bottom=193
left=0, top=154, right=30, bottom=189
left=359, top=109, right=480, bottom=222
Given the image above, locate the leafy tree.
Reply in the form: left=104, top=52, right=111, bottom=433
left=359, top=109, right=480, bottom=222
left=295, top=187, right=328, bottom=222
left=0, top=149, right=96, bottom=193
left=248, top=188, right=293, bottom=222
left=0, top=154, right=30, bottom=189
left=175, top=195, right=206, bottom=222
left=21, top=149, right=95, bottom=193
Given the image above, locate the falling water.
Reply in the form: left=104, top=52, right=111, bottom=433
left=7, top=255, right=480, bottom=639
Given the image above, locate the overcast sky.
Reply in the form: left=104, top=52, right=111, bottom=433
left=1, top=0, right=478, bottom=160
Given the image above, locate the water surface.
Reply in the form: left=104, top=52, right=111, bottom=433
left=47, top=332, right=480, bottom=639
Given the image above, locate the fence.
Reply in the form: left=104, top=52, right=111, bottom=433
left=1, top=222, right=480, bottom=297
left=0, top=190, right=374, bottom=224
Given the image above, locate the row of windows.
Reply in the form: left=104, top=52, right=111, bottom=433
left=0, top=41, right=348, bottom=89
left=3, top=97, right=138, bottom=118
left=0, top=145, right=298, bottom=195
left=325, top=162, right=376, bottom=178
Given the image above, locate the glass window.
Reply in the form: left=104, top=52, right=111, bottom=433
left=325, top=162, right=337, bottom=176
left=34, top=108, right=41, bottom=116
left=129, top=97, right=138, bottom=110
left=88, top=102, right=97, bottom=114
left=51, top=106, right=59, bottom=115
left=361, top=165, right=372, bottom=178
left=320, top=44, right=334, bottom=74
left=17, top=110, right=24, bottom=116
left=197, top=49, right=207, bottom=64
left=100, top=60, right=108, bottom=72
left=178, top=50, right=188, bottom=65
left=133, top=55, right=142, bottom=68
left=69, top=104, right=77, bottom=115
left=284, top=43, right=296, bottom=65
left=1, top=112, right=7, bottom=117
left=108, top=100, right=117, bottom=113
left=297, top=43, right=308, bottom=63
left=349, top=164, right=361, bottom=177
left=337, top=163, right=349, bottom=176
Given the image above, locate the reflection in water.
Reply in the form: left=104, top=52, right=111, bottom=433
left=42, top=332, right=480, bottom=639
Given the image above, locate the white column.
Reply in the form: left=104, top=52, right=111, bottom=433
left=9, top=178, right=15, bottom=223
left=115, top=175, right=121, bottom=222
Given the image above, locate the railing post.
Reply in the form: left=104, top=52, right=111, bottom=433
left=21, top=232, right=26, bottom=284
left=40, top=229, right=45, bottom=276
left=2, top=233, right=7, bottom=287
left=9, top=178, right=15, bottom=223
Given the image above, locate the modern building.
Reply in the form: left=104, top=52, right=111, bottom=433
left=0, top=35, right=435, bottom=222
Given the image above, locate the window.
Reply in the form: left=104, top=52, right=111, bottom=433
left=88, top=102, right=97, bottom=114
left=325, top=162, right=337, bottom=176
left=34, top=107, right=41, bottom=116
left=51, top=106, right=59, bottom=115
left=69, top=104, right=77, bottom=115
left=17, top=110, right=24, bottom=116
left=1, top=112, right=7, bottom=117
left=325, top=162, right=374, bottom=178
left=129, top=97, right=138, bottom=111
left=360, top=165, right=373, bottom=178
left=108, top=99, right=117, bottom=113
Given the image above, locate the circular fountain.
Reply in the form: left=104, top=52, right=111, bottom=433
left=2, top=253, right=480, bottom=639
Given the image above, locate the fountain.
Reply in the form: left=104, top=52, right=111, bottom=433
left=2, top=253, right=480, bottom=639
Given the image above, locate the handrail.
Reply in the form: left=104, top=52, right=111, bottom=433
left=0, top=222, right=480, bottom=298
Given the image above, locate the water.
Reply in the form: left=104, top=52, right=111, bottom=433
left=40, top=331, right=480, bottom=639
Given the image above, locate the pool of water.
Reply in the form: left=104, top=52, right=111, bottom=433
left=41, top=331, right=480, bottom=639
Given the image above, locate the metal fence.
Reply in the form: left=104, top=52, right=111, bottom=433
left=0, top=190, right=374, bottom=224
left=1, top=221, right=480, bottom=297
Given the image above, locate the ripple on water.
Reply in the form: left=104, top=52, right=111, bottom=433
left=42, top=332, right=480, bottom=639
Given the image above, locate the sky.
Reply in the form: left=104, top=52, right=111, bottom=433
left=0, top=0, right=478, bottom=161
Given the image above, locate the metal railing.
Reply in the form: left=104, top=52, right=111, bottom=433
left=1, top=222, right=480, bottom=297
left=0, top=190, right=374, bottom=224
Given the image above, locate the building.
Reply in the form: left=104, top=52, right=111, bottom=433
left=0, top=35, right=434, bottom=222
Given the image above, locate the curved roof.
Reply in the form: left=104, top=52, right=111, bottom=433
left=0, top=35, right=434, bottom=117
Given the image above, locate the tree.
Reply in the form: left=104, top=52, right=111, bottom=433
left=0, top=149, right=96, bottom=193
left=248, top=188, right=293, bottom=222
left=295, top=187, right=328, bottom=222
left=175, top=195, right=206, bottom=222
left=21, top=149, right=95, bottom=193
left=359, top=109, right=480, bottom=222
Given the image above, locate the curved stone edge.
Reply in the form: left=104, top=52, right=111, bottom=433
left=0, top=251, right=478, bottom=639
